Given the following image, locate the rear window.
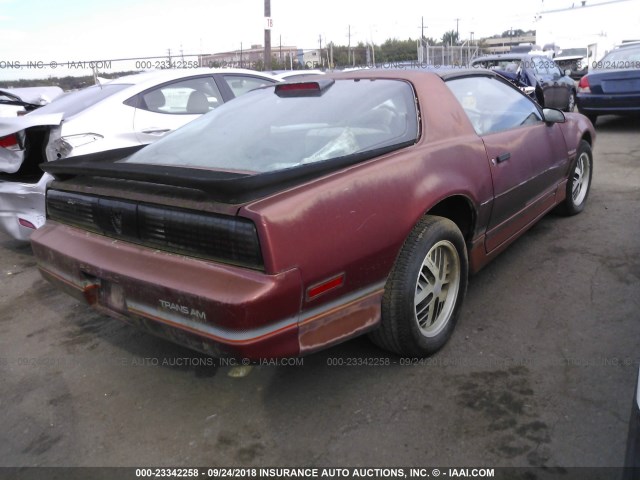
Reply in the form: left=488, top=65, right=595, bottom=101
left=31, top=83, right=131, bottom=118
left=597, top=45, right=640, bottom=68
left=123, top=79, right=419, bottom=174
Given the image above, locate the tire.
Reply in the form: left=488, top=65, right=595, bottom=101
left=369, top=216, right=468, bottom=357
left=565, top=90, right=576, bottom=112
left=555, top=140, right=593, bottom=216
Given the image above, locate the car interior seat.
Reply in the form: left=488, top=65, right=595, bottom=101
left=143, top=89, right=166, bottom=112
left=186, top=91, right=210, bottom=114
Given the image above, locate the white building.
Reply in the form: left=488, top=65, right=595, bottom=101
left=535, top=0, right=640, bottom=65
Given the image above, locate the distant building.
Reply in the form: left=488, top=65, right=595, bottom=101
left=199, top=44, right=300, bottom=69
left=535, top=0, right=640, bottom=63
left=482, top=33, right=537, bottom=54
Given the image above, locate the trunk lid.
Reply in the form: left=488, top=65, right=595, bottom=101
left=587, top=69, right=640, bottom=94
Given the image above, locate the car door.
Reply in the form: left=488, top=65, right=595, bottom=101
left=130, top=76, right=223, bottom=145
left=447, top=75, right=569, bottom=252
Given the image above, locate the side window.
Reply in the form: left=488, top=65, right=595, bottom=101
left=139, top=77, right=223, bottom=115
left=222, top=75, right=276, bottom=97
left=446, top=76, right=543, bottom=136
left=548, top=62, right=562, bottom=78
left=532, top=57, right=549, bottom=76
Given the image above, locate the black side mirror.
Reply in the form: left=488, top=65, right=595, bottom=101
left=543, top=108, right=566, bottom=124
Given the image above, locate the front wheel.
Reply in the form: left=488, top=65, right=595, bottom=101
left=369, top=216, right=469, bottom=357
left=555, top=140, right=593, bottom=216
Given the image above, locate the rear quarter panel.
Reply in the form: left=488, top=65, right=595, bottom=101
left=242, top=72, right=494, bottom=310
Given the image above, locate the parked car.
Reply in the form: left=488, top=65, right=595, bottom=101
left=577, top=43, right=640, bottom=125
left=0, top=68, right=280, bottom=241
left=553, top=48, right=589, bottom=80
left=31, top=69, right=595, bottom=359
left=624, top=365, right=640, bottom=478
left=274, top=70, right=325, bottom=81
left=471, top=54, right=577, bottom=111
left=0, top=86, right=64, bottom=117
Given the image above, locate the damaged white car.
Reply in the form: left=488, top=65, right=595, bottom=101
left=0, top=86, right=64, bottom=117
left=0, top=68, right=280, bottom=241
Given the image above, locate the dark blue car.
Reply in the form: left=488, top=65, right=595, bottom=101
left=470, top=54, right=576, bottom=111
left=577, top=43, right=640, bottom=125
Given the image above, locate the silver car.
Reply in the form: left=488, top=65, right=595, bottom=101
left=0, top=68, right=280, bottom=241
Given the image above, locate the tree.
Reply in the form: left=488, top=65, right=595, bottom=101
left=441, top=30, right=459, bottom=46
left=502, top=28, right=526, bottom=38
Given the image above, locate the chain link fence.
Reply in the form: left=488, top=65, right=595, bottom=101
left=417, top=43, right=485, bottom=67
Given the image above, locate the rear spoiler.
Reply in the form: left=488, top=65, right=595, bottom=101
left=41, top=141, right=415, bottom=203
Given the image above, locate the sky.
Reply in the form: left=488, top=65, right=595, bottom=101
left=0, top=0, right=626, bottom=80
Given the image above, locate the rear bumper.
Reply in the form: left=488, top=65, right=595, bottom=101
left=577, top=92, right=640, bottom=116
left=31, top=222, right=303, bottom=359
left=0, top=175, right=48, bottom=241
left=31, top=222, right=384, bottom=358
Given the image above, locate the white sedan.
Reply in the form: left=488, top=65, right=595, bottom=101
left=0, top=68, right=280, bottom=241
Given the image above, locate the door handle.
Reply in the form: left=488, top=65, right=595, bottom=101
left=140, top=128, right=171, bottom=135
left=495, top=153, right=511, bottom=164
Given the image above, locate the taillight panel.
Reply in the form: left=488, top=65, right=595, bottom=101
left=0, top=133, right=22, bottom=151
left=578, top=75, right=591, bottom=93
left=46, top=189, right=264, bottom=270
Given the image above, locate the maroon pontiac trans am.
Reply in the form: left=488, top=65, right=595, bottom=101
left=31, top=69, right=595, bottom=359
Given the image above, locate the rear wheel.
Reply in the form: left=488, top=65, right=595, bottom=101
left=369, top=216, right=468, bottom=357
left=555, top=140, right=593, bottom=216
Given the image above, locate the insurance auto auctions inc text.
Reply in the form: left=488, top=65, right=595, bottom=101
left=207, top=468, right=496, bottom=478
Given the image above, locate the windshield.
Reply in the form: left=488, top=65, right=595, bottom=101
left=30, top=83, right=131, bottom=118
left=123, top=79, right=419, bottom=174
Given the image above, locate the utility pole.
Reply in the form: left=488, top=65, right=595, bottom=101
left=455, top=18, right=460, bottom=41
left=347, top=25, right=352, bottom=66
left=417, top=17, right=428, bottom=64
left=167, top=48, right=172, bottom=63
left=264, top=0, right=272, bottom=70
left=318, top=34, right=322, bottom=68
left=330, top=42, right=334, bottom=69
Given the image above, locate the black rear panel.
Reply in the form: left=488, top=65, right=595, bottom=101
left=47, top=189, right=264, bottom=270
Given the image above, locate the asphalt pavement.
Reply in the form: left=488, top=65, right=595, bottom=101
left=0, top=115, right=638, bottom=469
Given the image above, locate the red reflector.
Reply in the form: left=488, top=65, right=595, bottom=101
left=307, top=274, right=345, bottom=300
left=0, top=133, right=19, bottom=149
left=276, top=82, right=320, bottom=92
left=18, top=218, right=36, bottom=230
left=82, top=284, right=100, bottom=305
